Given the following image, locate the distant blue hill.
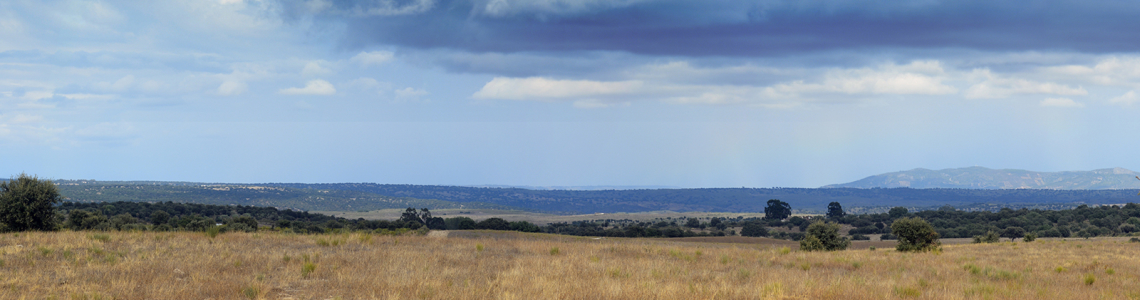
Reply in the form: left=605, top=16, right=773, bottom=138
left=822, top=167, right=1140, bottom=189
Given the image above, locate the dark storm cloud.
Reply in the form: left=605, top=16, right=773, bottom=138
left=276, top=0, right=1140, bottom=56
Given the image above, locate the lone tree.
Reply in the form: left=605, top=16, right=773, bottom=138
left=891, top=217, right=940, bottom=252
left=0, top=174, right=62, bottom=231
left=799, top=221, right=850, bottom=251
left=764, top=199, right=792, bottom=220
left=1001, top=227, right=1026, bottom=242
left=826, top=202, right=845, bottom=219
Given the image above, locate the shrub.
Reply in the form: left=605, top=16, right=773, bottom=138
left=880, top=234, right=897, bottom=240
left=891, top=217, right=940, bottom=252
left=850, top=234, right=870, bottom=240
left=1023, top=232, right=1037, bottom=242
left=1129, top=237, right=1140, bottom=243
left=1083, top=274, right=1096, bottom=285
left=302, top=262, right=316, bottom=278
left=740, top=221, right=768, bottom=237
left=973, top=231, right=1000, bottom=243
left=799, top=221, right=849, bottom=251
left=0, top=173, right=62, bottom=231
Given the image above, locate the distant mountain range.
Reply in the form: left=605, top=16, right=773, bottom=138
left=823, top=167, right=1140, bottom=189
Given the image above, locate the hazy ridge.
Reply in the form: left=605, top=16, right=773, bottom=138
left=822, top=167, right=1140, bottom=189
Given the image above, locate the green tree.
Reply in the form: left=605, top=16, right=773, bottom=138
left=799, top=221, right=849, bottom=251
left=888, top=207, right=909, bottom=219
left=740, top=221, right=768, bottom=237
left=685, top=218, right=701, bottom=228
left=764, top=199, right=791, bottom=220
left=399, top=207, right=423, bottom=224
left=826, top=202, right=845, bottom=219
left=0, top=174, right=62, bottom=231
left=1001, top=227, right=1026, bottom=241
left=891, top=217, right=940, bottom=252
left=151, top=210, right=171, bottom=225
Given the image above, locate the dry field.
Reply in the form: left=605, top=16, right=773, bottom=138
left=1, top=230, right=1138, bottom=299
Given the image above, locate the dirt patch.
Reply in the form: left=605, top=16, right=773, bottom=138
left=427, top=230, right=450, bottom=238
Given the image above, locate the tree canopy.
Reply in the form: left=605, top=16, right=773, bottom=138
left=826, top=202, right=845, bottom=219
left=0, top=174, right=62, bottom=231
left=764, top=199, right=791, bottom=220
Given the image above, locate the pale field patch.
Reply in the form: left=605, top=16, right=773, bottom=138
left=0, top=230, right=1136, bottom=299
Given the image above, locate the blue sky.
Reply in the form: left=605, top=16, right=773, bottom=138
left=2, top=0, right=1138, bottom=188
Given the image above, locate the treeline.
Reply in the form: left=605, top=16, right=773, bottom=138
left=56, top=202, right=544, bottom=234
left=837, top=204, right=1140, bottom=239
left=530, top=202, right=1140, bottom=241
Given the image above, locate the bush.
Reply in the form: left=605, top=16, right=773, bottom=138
left=880, top=234, right=897, bottom=240
left=850, top=234, right=870, bottom=240
left=0, top=174, right=63, bottom=231
left=891, top=217, right=940, bottom=252
left=973, top=231, right=1000, bottom=243
left=740, top=221, right=769, bottom=237
left=475, top=218, right=510, bottom=230
left=1023, top=232, right=1037, bottom=242
left=799, top=221, right=849, bottom=251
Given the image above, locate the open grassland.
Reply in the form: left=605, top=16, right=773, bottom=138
left=1, top=231, right=1138, bottom=299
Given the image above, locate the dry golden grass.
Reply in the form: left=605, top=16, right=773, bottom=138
left=1, top=230, right=1138, bottom=299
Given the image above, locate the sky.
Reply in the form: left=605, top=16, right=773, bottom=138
left=2, top=0, right=1139, bottom=188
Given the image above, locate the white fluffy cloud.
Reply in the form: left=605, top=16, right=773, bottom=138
left=1109, top=91, right=1138, bottom=106
left=279, top=80, right=336, bottom=95
left=473, top=77, right=644, bottom=101
left=964, top=70, right=1087, bottom=99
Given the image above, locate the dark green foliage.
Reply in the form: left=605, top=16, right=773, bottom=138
left=685, top=218, right=701, bottom=228
left=710, top=217, right=726, bottom=230
left=444, top=217, right=477, bottom=230
left=799, top=221, right=849, bottom=251
left=476, top=218, right=511, bottom=230
left=1001, top=227, right=1026, bottom=241
left=764, top=199, right=792, bottom=220
left=150, top=210, right=170, bottom=225
left=888, top=207, right=909, bottom=219
left=892, top=217, right=940, bottom=252
left=850, top=234, right=870, bottom=240
left=65, top=209, right=109, bottom=231
left=509, top=221, right=541, bottom=232
left=880, top=234, right=897, bottom=240
left=230, top=216, right=259, bottom=232
left=740, top=221, right=768, bottom=237
left=827, top=202, right=845, bottom=219
left=0, top=174, right=62, bottom=231
left=1023, top=232, right=1037, bottom=242
left=973, top=231, right=1000, bottom=243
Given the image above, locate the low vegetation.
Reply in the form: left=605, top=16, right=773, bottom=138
left=0, top=230, right=1136, bottom=298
